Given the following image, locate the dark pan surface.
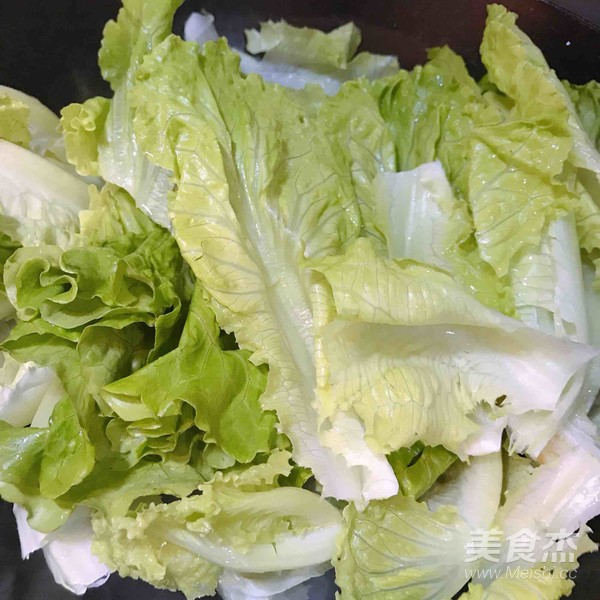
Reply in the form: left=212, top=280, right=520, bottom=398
left=0, top=1, right=598, bottom=598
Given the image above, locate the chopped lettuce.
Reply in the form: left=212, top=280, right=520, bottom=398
left=184, top=12, right=398, bottom=95
left=0, top=141, right=89, bottom=248
left=567, top=80, right=600, bottom=152
left=335, top=495, right=472, bottom=600
left=312, top=238, right=596, bottom=456
left=60, top=0, right=182, bottom=227
left=1, top=1, right=600, bottom=599
left=131, top=34, right=377, bottom=502
left=0, top=85, right=67, bottom=162
left=92, top=451, right=341, bottom=598
left=101, top=283, right=276, bottom=464
left=244, top=20, right=398, bottom=93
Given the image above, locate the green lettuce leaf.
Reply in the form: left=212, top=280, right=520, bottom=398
left=79, top=182, right=156, bottom=244
left=0, top=93, right=30, bottom=148
left=3, top=189, right=188, bottom=343
left=373, top=161, right=514, bottom=314
left=372, top=138, right=592, bottom=457
left=319, top=80, right=396, bottom=246
left=244, top=20, right=398, bottom=91
left=246, top=21, right=361, bottom=71
left=0, top=141, right=89, bottom=249
left=0, top=392, right=97, bottom=527
left=311, top=238, right=596, bottom=456
left=482, top=5, right=600, bottom=183
left=567, top=80, right=600, bottom=152
left=473, top=6, right=600, bottom=452
left=0, top=85, right=67, bottom=162
left=101, top=283, right=276, bottom=464
left=584, top=263, right=600, bottom=392
left=374, top=38, right=582, bottom=284
left=131, top=34, right=386, bottom=502
left=481, top=6, right=600, bottom=287
left=91, top=451, right=340, bottom=598
left=60, top=0, right=183, bottom=227
left=62, top=458, right=204, bottom=518
left=0, top=232, right=20, bottom=320
left=38, top=396, right=95, bottom=499
left=60, top=97, right=110, bottom=177
left=387, top=442, right=457, bottom=499
left=184, top=15, right=398, bottom=96
left=0, top=173, right=279, bottom=543
left=97, top=0, right=182, bottom=227
left=94, top=508, right=222, bottom=600
left=0, top=184, right=198, bottom=530
left=0, top=420, right=70, bottom=531
left=374, top=21, right=600, bottom=455
left=375, top=46, right=492, bottom=191
left=335, top=495, right=472, bottom=600
left=0, top=385, right=205, bottom=533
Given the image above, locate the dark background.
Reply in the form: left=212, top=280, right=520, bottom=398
left=0, top=1, right=598, bottom=598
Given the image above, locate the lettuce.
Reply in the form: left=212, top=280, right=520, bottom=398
left=1, top=1, right=600, bottom=599
left=373, top=161, right=514, bottom=314
left=130, top=34, right=383, bottom=503
left=0, top=85, right=67, bottom=162
left=0, top=184, right=199, bottom=529
left=183, top=13, right=398, bottom=95
left=335, top=495, right=472, bottom=600
left=13, top=505, right=110, bottom=595
left=567, top=80, right=600, bottom=152
left=60, top=0, right=182, bottom=227
left=0, top=93, right=31, bottom=148
left=312, top=238, right=596, bottom=457
left=246, top=21, right=361, bottom=70
left=92, top=451, right=341, bottom=598
left=244, top=20, right=398, bottom=93
left=0, top=141, right=89, bottom=249
left=101, top=283, right=276, bottom=464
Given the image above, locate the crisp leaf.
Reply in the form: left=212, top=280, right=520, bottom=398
left=0, top=141, right=89, bottom=248
left=336, top=496, right=471, bottom=600
left=61, top=97, right=110, bottom=176
left=131, top=35, right=375, bottom=501
left=101, top=284, right=276, bottom=464
left=312, top=238, right=596, bottom=455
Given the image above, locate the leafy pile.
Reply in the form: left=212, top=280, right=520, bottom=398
left=1, top=2, right=600, bottom=599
